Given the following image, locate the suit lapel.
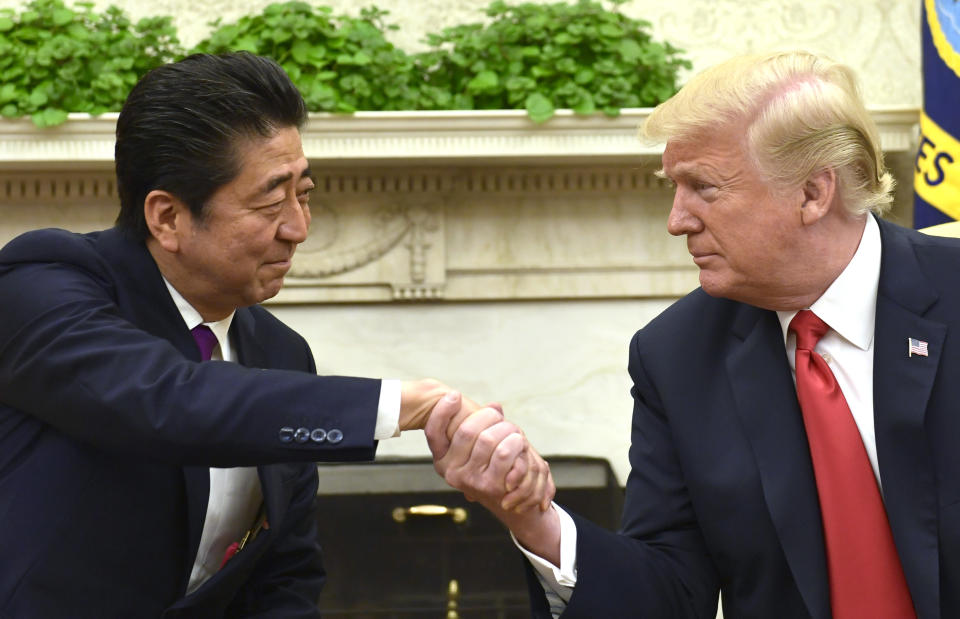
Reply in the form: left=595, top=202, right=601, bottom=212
left=231, top=308, right=282, bottom=534
left=873, top=220, right=943, bottom=618
left=96, top=229, right=198, bottom=352
left=726, top=305, right=831, bottom=619
left=231, top=308, right=268, bottom=369
left=96, top=228, right=212, bottom=590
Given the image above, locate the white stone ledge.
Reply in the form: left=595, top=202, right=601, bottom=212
left=0, top=106, right=919, bottom=170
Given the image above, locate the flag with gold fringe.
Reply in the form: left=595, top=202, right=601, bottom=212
left=915, top=0, right=960, bottom=228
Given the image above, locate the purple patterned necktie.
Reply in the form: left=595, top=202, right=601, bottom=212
left=191, top=325, right=218, bottom=361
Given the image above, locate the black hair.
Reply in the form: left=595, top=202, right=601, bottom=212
left=114, top=52, right=307, bottom=240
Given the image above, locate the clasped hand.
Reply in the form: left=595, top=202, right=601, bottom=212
left=424, top=391, right=555, bottom=515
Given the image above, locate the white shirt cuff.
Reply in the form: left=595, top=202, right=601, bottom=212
left=373, top=379, right=401, bottom=440
left=511, top=502, right=578, bottom=595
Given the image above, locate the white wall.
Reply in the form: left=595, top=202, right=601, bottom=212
left=271, top=298, right=673, bottom=483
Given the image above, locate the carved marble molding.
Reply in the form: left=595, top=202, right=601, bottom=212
left=269, top=165, right=687, bottom=303
left=0, top=107, right=920, bottom=170
left=283, top=200, right=448, bottom=302
left=1, top=171, right=117, bottom=202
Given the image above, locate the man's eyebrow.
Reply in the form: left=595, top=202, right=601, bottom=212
left=260, top=168, right=313, bottom=194
left=262, top=172, right=293, bottom=195
left=666, top=161, right=715, bottom=180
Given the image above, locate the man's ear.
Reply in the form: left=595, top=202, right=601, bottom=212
left=144, top=190, right=188, bottom=252
left=799, top=167, right=837, bottom=226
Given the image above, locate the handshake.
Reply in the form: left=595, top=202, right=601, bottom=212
left=399, top=379, right=556, bottom=525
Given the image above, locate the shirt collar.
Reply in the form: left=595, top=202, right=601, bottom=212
left=162, top=277, right=235, bottom=360
left=776, top=214, right=880, bottom=351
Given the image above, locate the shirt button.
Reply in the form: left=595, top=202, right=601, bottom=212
left=821, top=352, right=832, bottom=364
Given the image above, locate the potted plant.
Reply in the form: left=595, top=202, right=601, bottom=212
left=0, top=0, right=691, bottom=126
left=193, top=2, right=422, bottom=113
left=0, top=0, right=181, bottom=126
left=413, top=0, right=690, bottom=122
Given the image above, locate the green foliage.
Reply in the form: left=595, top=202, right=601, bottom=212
left=413, top=0, right=690, bottom=122
left=193, top=2, right=419, bottom=113
left=1, top=0, right=690, bottom=126
left=0, top=0, right=182, bottom=126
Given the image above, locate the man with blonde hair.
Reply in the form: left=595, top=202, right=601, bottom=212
left=426, top=50, right=960, bottom=617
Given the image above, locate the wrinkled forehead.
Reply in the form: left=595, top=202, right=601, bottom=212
left=662, top=124, right=750, bottom=170
left=222, top=126, right=310, bottom=196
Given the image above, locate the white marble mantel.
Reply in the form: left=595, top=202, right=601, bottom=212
left=0, top=106, right=921, bottom=167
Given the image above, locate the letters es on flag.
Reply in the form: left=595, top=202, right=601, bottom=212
left=915, top=0, right=960, bottom=226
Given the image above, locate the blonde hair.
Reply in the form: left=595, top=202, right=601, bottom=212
left=642, top=51, right=893, bottom=215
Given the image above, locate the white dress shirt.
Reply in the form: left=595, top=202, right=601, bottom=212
left=777, top=214, right=882, bottom=486
left=520, top=215, right=881, bottom=611
left=160, top=280, right=401, bottom=593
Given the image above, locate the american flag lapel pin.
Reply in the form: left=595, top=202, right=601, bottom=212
left=908, top=337, right=929, bottom=357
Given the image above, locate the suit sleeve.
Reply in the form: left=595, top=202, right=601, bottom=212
left=0, top=246, right=379, bottom=467
left=539, top=331, right=720, bottom=618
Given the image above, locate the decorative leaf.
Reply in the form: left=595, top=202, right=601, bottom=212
left=234, top=35, right=259, bottom=53
left=27, top=87, right=48, bottom=107
left=352, top=50, right=371, bottom=65
left=525, top=92, right=554, bottom=123
left=572, top=92, right=595, bottom=115
left=598, top=23, right=624, bottom=38
left=0, top=83, right=17, bottom=103
left=290, top=38, right=310, bottom=64
left=52, top=8, right=74, bottom=26
left=618, top=38, right=642, bottom=62
left=467, top=69, right=498, bottom=93
left=34, top=106, right=68, bottom=127
left=574, top=67, right=595, bottom=84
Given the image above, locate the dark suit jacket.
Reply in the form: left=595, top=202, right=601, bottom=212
left=530, top=218, right=960, bottom=618
left=0, top=227, right=382, bottom=618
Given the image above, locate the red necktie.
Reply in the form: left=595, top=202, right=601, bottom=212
left=191, top=324, right=217, bottom=361
left=790, top=310, right=914, bottom=618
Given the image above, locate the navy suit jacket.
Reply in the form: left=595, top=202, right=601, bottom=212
left=531, top=218, right=960, bottom=618
left=0, top=227, right=382, bottom=618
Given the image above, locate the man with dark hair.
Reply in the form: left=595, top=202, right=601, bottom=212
left=0, top=52, right=551, bottom=617
left=114, top=52, right=310, bottom=241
